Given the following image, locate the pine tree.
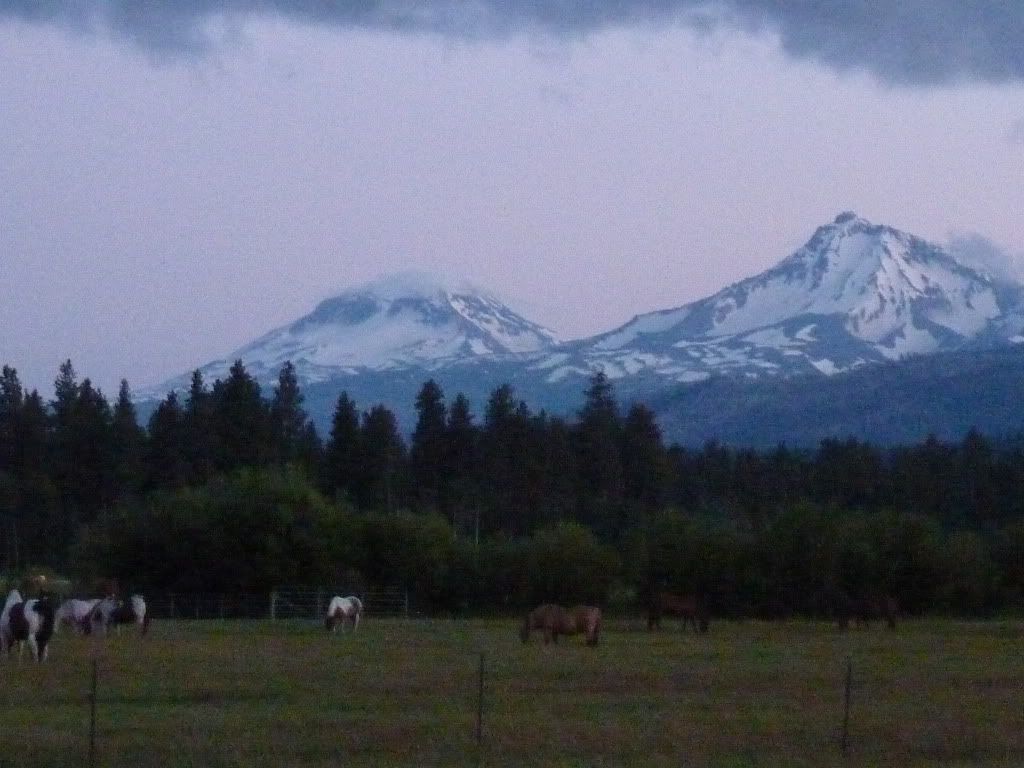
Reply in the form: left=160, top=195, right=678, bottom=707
left=445, top=392, right=479, bottom=534
left=0, top=366, right=23, bottom=473
left=146, top=391, right=190, bottom=490
left=355, top=405, right=406, bottom=512
left=621, top=403, right=669, bottom=509
left=269, top=361, right=308, bottom=466
left=51, top=359, right=78, bottom=429
left=574, top=371, right=624, bottom=534
left=184, top=370, right=215, bottom=484
left=110, top=379, right=145, bottom=501
left=410, top=379, right=447, bottom=510
left=323, top=392, right=361, bottom=501
left=211, top=360, right=268, bottom=471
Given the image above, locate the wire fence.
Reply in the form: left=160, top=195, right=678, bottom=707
left=142, top=587, right=411, bottom=622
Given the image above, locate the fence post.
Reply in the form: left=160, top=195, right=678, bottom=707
left=169, top=593, right=175, bottom=619
left=88, top=659, right=98, bottom=768
left=403, top=591, right=409, bottom=619
left=270, top=591, right=277, bottom=621
left=841, top=655, right=853, bottom=756
left=476, top=652, right=485, bottom=747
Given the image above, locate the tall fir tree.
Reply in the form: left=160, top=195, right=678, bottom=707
left=146, top=391, right=191, bottom=490
left=410, top=379, right=448, bottom=511
left=184, top=370, right=215, bottom=484
left=574, top=371, right=624, bottom=536
left=323, top=392, right=361, bottom=501
left=445, top=392, right=479, bottom=534
left=621, top=403, right=669, bottom=510
left=110, top=379, right=145, bottom=501
left=211, top=360, right=268, bottom=471
left=0, top=366, right=24, bottom=473
left=269, top=361, right=308, bottom=467
left=355, top=405, right=406, bottom=512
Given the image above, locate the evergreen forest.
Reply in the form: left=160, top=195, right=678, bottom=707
left=2, top=358, right=1024, bottom=618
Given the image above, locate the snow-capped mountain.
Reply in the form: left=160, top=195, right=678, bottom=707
left=143, top=214, right=1024, bottom=438
left=533, top=212, right=1024, bottom=385
left=147, top=272, right=557, bottom=394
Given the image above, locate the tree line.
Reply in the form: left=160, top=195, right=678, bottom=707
left=2, top=358, right=1024, bottom=616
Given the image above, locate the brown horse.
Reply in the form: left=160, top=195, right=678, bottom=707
left=647, top=591, right=709, bottom=633
left=519, top=604, right=602, bottom=646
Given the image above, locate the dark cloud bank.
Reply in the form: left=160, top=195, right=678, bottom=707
left=2, top=1, right=1023, bottom=84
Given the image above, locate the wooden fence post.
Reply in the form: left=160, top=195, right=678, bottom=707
left=88, top=659, right=98, bottom=768
left=476, top=652, right=485, bottom=747
left=841, top=655, right=853, bottom=756
left=269, top=591, right=277, bottom=621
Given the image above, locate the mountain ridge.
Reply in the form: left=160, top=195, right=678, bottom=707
left=142, top=214, right=1024, bottom=444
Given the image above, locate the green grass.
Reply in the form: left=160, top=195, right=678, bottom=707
left=1, top=617, right=1024, bottom=766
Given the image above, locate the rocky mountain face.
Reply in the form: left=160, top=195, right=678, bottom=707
left=532, top=212, right=1024, bottom=386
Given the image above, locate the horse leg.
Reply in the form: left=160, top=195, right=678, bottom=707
left=353, top=612, right=360, bottom=632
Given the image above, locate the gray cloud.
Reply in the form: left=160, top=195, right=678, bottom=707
left=948, top=233, right=1024, bottom=284
left=1, top=1, right=1023, bottom=84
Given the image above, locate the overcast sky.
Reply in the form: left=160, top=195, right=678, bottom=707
left=3, top=2, right=1024, bottom=396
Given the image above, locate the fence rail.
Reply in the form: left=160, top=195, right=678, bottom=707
left=141, top=587, right=410, bottom=621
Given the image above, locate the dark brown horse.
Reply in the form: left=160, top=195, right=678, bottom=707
left=647, top=591, right=709, bottom=633
left=519, top=604, right=602, bottom=646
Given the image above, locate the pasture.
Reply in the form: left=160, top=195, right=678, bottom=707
left=1, top=617, right=1023, bottom=767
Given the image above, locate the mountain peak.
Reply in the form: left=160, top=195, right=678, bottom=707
left=577, top=214, right=1024, bottom=385
left=833, top=210, right=864, bottom=225
left=334, top=271, right=490, bottom=303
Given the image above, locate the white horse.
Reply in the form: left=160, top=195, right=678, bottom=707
left=324, top=595, right=363, bottom=633
left=1, top=589, right=56, bottom=661
left=91, top=594, right=149, bottom=636
left=55, top=598, right=101, bottom=635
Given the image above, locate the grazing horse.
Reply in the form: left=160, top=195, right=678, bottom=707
left=0, top=589, right=56, bottom=661
left=91, top=595, right=150, bottom=636
left=55, top=598, right=101, bottom=635
left=519, top=604, right=602, bottom=646
left=324, top=596, right=363, bottom=633
left=647, top=591, right=709, bottom=633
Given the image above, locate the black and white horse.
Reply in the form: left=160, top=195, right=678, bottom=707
left=324, top=595, right=363, bottom=633
left=91, top=594, right=150, bottom=636
left=0, top=589, right=56, bottom=662
left=54, top=598, right=101, bottom=635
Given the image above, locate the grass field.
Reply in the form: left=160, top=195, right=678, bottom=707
left=1, top=617, right=1023, bottom=767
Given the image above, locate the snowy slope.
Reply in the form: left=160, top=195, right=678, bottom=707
left=534, top=212, right=1024, bottom=385
left=146, top=272, right=557, bottom=393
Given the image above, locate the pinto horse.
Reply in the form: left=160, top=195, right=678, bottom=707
left=647, top=591, right=709, bottom=633
left=519, top=604, right=602, bottom=646
left=55, top=598, right=101, bottom=635
left=0, top=589, right=56, bottom=661
left=91, top=595, right=150, bottom=636
left=324, top=596, right=363, bottom=632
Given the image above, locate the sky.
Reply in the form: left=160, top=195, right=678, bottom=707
left=3, top=1, right=1024, bottom=397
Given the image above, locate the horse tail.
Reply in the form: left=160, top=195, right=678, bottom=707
left=141, top=613, right=152, bottom=636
